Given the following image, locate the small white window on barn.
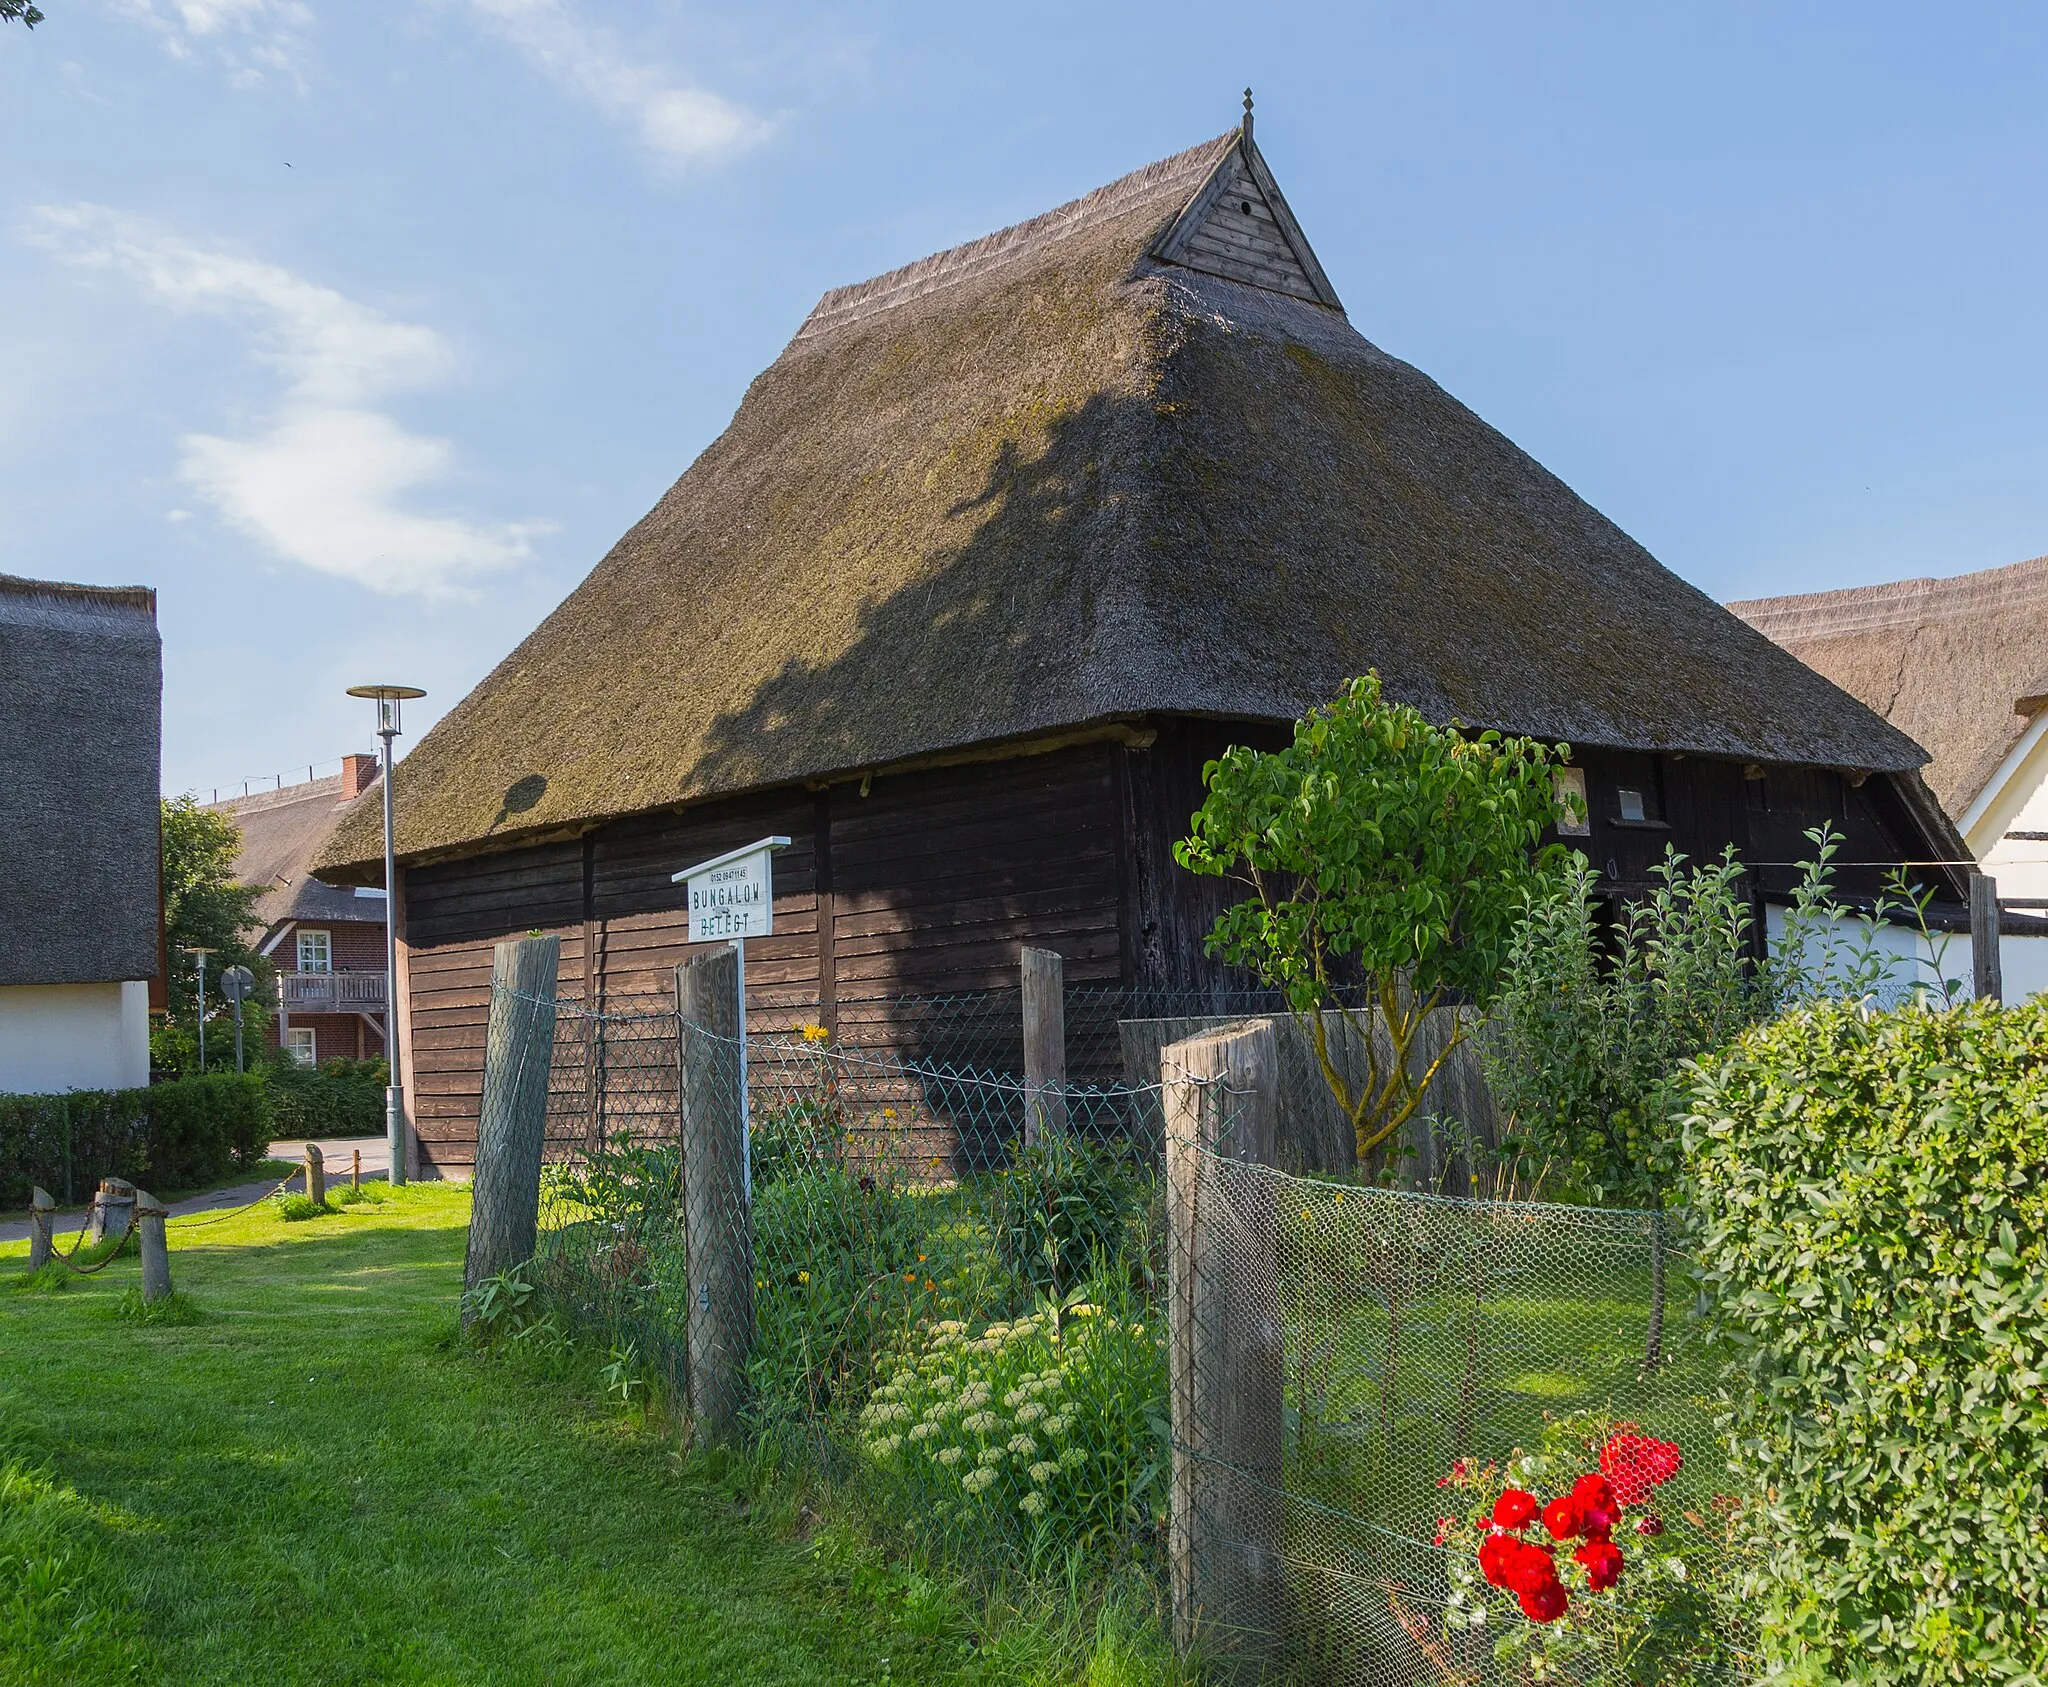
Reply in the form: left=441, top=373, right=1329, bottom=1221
left=285, top=1026, right=317, bottom=1066
left=297, top=929, right=332, bottom=973
left=1553, top=768, right=1591, bottom=837
left=1617, top=788, right=1648, bottom=824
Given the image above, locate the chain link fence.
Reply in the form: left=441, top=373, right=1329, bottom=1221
left=490, top=964, right=1752, bottom=1683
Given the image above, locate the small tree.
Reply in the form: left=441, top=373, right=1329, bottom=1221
left=1174, top=673, right=1570, bottom=1164
left=156, top=795, right=268, bottom=1076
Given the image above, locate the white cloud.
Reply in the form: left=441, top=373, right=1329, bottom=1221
left=116, top=0, right=315, bottom=88
left=456, top=0, right=770, bottom=170
left=26, top=205, right=540, bottom=597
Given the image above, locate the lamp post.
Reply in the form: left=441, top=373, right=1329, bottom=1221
left=347, top=683, right=426, bottom=1187
left=185, top=947, right=216, bottom=1072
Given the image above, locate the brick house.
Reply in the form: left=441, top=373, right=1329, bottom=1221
left=218, top=755, right=388, bottom=1064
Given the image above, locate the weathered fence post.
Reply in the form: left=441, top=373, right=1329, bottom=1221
left=1021, top=945, right=1067, bottom=1145
left=352, top=1148, right=361, bottom=1192
left=1971, top=871, right=2003, bottom=1005
left=1164, top=1019, right=1284, bottom=1681
left=90, top=1177, right=135, bottom=1248
left=27, top=1187, right=55, bottom=1272
left=463, top=935, right=562, bottom=1309
left=305, top=1143, right=326, bottom=1208
left=134, top=1189, right=172, bottom=1303
left=677, top=946, right=751, bottom=1444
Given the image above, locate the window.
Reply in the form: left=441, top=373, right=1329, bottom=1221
left=297, top=929, right=332, bottom=973
left=285, top=1027, right=316, bottom=1066
left=1553, top=768, right=1591, bottom=837
left=1617, top=788, right=1647, bottom=824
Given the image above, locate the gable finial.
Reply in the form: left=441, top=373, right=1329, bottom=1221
left=1242, top=87, right=1254, bottom=143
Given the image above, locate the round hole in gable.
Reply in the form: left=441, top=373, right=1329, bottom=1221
left=1240, top=200, right=1252, bottom=214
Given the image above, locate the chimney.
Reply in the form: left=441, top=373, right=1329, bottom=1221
left=340, top=753, right=381, bottom=801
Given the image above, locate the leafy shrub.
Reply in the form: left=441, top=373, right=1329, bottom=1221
left=1484, top=830, right=1899, bottom=1209
left=1684, top=1000, right=2048, bottom=1683
left=275, top=1193, right=335, bottom=1223
left=748, top=1166, right=994, bottom=1433
left=989, top=1133, right=1142, bottom=1298
left=261, top=1057, right=388, bottom=1140
left=462, top=1262, right=540, bottom=1337
left=0, top=1073, right=268, bottom=1207
left=858, top=1283, right=1167, bottom=1566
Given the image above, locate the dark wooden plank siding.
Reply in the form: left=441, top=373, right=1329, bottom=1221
left=393, top=720, right=1946, bottom=1174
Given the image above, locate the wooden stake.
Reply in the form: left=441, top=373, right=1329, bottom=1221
left=1971, top=871, right=2003, bottom=1006
left=678, top=946, right=751, bottom=1445
left=305, top=1143, right=326, bottom=1208
left=91, top=1178, right=135, bottom=1248
left=464, top=935, right=563, bottom=1307
left=1163, top=1019, right=1283, bottom=1681
left=27, top=1187, right=54, bottom=1272
left=1021, top=945, right=1067, bottom=1146
left=352, top=1148, right=361, bottom=1190
left=135, top=1190, right=171, bottom=1302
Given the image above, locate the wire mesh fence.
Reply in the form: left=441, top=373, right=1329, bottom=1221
left=502, top=973, right=1753, bottom=1683
left=1171, top=1136, right=1758, bottom=1686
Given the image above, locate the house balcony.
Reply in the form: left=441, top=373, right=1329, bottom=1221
left=278, top=971, right=388, bottom=1014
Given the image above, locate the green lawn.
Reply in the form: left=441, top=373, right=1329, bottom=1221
left=0, top=1185, right=986, bottom=1686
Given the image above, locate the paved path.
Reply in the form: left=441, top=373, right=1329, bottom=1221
left=1, top=1137, right=391, bottom=1246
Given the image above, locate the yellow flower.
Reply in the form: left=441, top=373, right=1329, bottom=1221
left=800, top=1024, right=830, bottom=1043
left=798, top=1270, right=810, bottom=1284
left=883, top=1107, right=897, bottom=1118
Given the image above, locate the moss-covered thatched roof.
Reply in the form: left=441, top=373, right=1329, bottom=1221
left=320, top=126, right=1924, bottom=880
left=1734, top=553, right=2048, bottom=819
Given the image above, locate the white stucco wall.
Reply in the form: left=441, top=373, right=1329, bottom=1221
left=1764, top=907, right=2045, bottom=1004
left=0, top=981, right=151, bottom=1094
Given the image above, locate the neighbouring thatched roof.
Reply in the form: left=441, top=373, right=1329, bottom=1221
left=1733, top=552, right=2048, bottom=820
left=0, top=574, right=161, bottom=987
left=321, top=124, right=1925, bottom=880
left=218, top=777, right=385, bottom=934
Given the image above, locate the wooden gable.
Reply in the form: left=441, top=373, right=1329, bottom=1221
left=1150, top=124, right=1342, bottom=311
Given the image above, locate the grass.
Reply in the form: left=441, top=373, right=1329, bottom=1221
left=0, top=1184, right=1015, bottom=1686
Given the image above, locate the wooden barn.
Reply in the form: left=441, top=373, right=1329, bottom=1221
left=318, top=111, right=1960, bottom=1175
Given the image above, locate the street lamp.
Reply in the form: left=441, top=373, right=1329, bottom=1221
left=347, top=683, right=426, bottom=1187
left=184, top=947, right=216, bottom=1072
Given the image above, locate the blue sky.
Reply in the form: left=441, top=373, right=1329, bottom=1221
left=5, top=3, right=2046, bottom=797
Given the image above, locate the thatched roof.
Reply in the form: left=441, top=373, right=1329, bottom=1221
left=218, top=777, right=385, bottom=934
left=321, top=122, right=1924, bottom=880
left=0, top=574, right=161, bottom=987
left=1733, top=552, right=2048, bottom=819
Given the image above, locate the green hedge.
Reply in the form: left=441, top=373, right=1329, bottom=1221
left=263, top=1057, right=388, bottom=1141
left=0, top=1073, right=270, bottom=1208
left=1685, top=1001, right=2048, bottom=1684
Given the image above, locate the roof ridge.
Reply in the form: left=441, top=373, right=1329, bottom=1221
left=0, top=573, right=156, bottom=625
left=792, top=132, right=1236, bottom=345
left=1732, top=550, right=2048, bottom=639
left=212, top=774, right=348, bottom=816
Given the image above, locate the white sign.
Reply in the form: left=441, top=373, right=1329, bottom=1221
left=673, top=836, right=790, bottom=943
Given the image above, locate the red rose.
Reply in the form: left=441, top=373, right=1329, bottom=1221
left=1518, top=1578, right=1568, bottom=1623
left=1600, top=1434, right=1683, bottom=1506
left=1635, top=1514, right=1664, bottom=1537
left=1540, top=1493, right=1585, bottom=1541
left=1575, top=1538, right=1625, bottom=1592
left=1491, top=1488, right=1540, bottom=1530
left=1500, top=1539, right=1558, bottom=1597
left=1571, top=1472, right=1619, bottom=1534
left=1478, top=1532, right=1515, bottom=1588
left=1433, top=1517, right=1453, bottom=1547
